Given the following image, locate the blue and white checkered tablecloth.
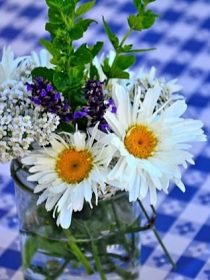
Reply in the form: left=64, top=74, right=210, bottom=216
left=0, top=0, right=210, bottom=279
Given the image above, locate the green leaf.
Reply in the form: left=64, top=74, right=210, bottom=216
left=144, top=0, right=156, bottom=4
left=89, top=64, right=100, bottom=80
left=102, top=57, right=111, bottom=77
left=75, top=0, right=95, bottom=17
left=128, top=14, right=143, bottom=30
left=70, top=19, right=96, bottom=40
left=69, top=25, right=85, bottom=40
left=142, top=10, right=158, bottom=29
left=23, top=236, right=37, bottom=268
left=53, top=72, right=70, bottom=92
left=102, top=17, right=119, bottom=50
left=113, top=55, right=136, bottom=70
left=45, top=22, right=61, bottom=36
left=62, top=1, right=76, bottom=14
left=45, top=0, right=62, bottom=9
left=109, top=68, right=130, bottom=79
left=64, top=230, right=94, bottom=275
left=133, top=0, right=141, bottom=10
left=40, top=38, right=58, bottom=57
left=128, top=10, right=157, bottom=31
left=58, top=122, right=75, bottom=133
left=68, top=65, right=85, bottom=85
left=123, top=47, right=155, bottom=53
left=102, top=58, right=130, bottom=79
left=31, top=67, right=54, bottom=82
left=104, top=55, right=135, bottom=79
left=48, top=8, right=63, bottom=24
left=80, top=18, right=97, bottom=32
left=119, top=44, right=133, bottom=52
left=133, top=0, right=155, bottom=10
left=73, top=44, right=92, bottom=65
left=90, top=41, right=104, bottom=58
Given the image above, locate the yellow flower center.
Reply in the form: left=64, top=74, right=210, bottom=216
left=56, top=148, right=93, bottom=184
left=124, top=125, right=158, bottom=159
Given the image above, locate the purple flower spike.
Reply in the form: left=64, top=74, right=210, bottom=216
left=41, top=89, right=47, bottom=97
left=54, top=92, right=60, bottom=101
left=46, top=84, right=53, bottom=92
left=27, top=77, right=72, bottom=122
left=73, top=110, right=89, bottom=120
left=83, top=80, right=115, bottom=133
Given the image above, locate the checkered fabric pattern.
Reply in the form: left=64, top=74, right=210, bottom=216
left=0, top=0, right=210, bottom=279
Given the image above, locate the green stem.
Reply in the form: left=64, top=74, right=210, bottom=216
left=46, top=259, right=69, bottom=280
left=105, top=29, right=133, bottom=84
left=138, top=201, right=176, bottom=269
left=111, top=202, right=131, bottom=254
left=84, top=223, right=107, bottom=280
left=119, top=29, right=133, bottom=49
left=64, top=230, right=94, bottom=274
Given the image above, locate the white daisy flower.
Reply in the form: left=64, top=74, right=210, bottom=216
left=132, top=67, right=183, bottom=112
left=104, top=82, right=206, bottom=205
left=22, top=128, right=112, bottom=229
left=16, top=49, right=53, bottom=83
left=0, top=47, right=25, bottom=84
left=31, top=49, right=53, bottom=68
left=136, top=67, right=182, bottom=94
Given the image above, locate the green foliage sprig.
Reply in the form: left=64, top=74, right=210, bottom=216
left=32, top=0, right=158, bottom=113
left=33, top=0, right=103, bottom=109
left=102, top=0, right=158, bottom=79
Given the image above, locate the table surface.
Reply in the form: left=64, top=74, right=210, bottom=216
left=0, top=0, right=210, bottom=279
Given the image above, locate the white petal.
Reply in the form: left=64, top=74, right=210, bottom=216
left=37, top=190, right=49, bottom=205
left=129, top=173, right=140, bottom=202
left=72, top=131, right=86, bottom=150
left=36, top=157, right=54, bottom=165
left=29, top=164, right=54, bottom=173
left=50, top=138, right=66, bottom=153
left=149, top=185, right=157, bottom=206
left=132, top=86, right=141, bottom=123
left=34, top=184, right=48, bottom=193
left=140, top=84, right=161, bottom=118
left=83, top=183, right=93, bottom=206
left=92, top=184, right=99, bottom=205
left=108, top=158, right=127, bottom=181
left=56, top=188, right=71, bottom=211
left=22, top=155, right=40, bottom=165
left=104, top=111, right=124, bottom=137
left=163, top=100, right=187, bottom=118
left=28, top=171, right=53, bottom=182
left=57, top=205, right=73, bottom=229
left=112, top=83, right=132, bottom=128
left=38, top=173, right=57, bottom=184
left=71, top=186, right=85, bottom=211
left=174, top=179, right=186, bottom=192
left=46, top=194, right=61, bottom=211
left=139, top=173, right=149, bottom=199
left=87, top=123, right=99, bottom=149
left=50, top=182, right=67, bottom=194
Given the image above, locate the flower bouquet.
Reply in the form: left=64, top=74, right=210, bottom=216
left=0, top=0, right=206, bottom=279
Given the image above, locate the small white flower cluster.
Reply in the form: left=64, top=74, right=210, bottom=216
left=0, top=47, right=52, bottom=85
left=0, top=81, right=60, bottom=162
left=15, top=58, right=36, bottom=83
left=15, top=49, right=52, bottom=84
left=134, top=67, right=183, bottom=110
